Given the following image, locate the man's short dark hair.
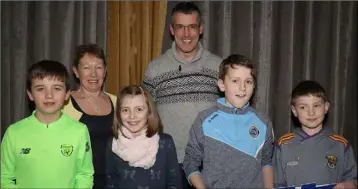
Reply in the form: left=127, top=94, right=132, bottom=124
left=27, top=60, right=70, bottom=91
left=171, top=1, right=201, bottom=23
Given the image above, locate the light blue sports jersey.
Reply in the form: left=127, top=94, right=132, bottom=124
left=183, top=98, right=274, bottom=188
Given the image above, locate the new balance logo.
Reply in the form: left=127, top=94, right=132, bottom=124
left=20, top=148, right=31, bottom=154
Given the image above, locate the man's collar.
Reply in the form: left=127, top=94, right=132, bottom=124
left=171, top=41, right=204, bottom=64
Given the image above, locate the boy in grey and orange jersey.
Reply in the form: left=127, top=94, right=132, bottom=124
left=273, top=80, right=357, bottom=189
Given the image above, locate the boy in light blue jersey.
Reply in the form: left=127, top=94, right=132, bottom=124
left=183, top=54, right=274, bottom=188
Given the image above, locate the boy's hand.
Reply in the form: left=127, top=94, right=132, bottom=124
left=189, top=173, right=206, bottom=189
left=333, top=180, right=357, bottom=189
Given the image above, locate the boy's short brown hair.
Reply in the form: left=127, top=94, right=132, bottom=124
left=219, top=54, right=256, bottom=84
left=27, top=60, right=70, bottom=91
left=291, top=80, right=327, bottom=105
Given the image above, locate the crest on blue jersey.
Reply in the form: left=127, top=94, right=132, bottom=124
left=249, top=125, right=260, bottom=138
left=60, top=144, right=73, bottom=157
left=326, top=155, right=337, bottom=169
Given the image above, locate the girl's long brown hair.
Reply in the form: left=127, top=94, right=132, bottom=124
left=112, top=85, right=163, bottom=139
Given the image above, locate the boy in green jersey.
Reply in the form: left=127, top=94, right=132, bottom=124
left=1, top=60, right=94, bottom=188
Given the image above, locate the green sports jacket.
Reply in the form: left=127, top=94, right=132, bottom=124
left=1, top=112, right=94, bottom=188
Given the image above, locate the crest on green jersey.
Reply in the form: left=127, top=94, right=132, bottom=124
left=60, top=144, right=73, bottom=157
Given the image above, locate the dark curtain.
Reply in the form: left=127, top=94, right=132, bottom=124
left=163, top=1, right=357, bottom=155
left=0, top=1, right=107, bottom=138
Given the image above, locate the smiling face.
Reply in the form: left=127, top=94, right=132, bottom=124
left=218, top=65, right=255, bottom=108
left=119, top=94, right=149, bottom=137
left=27, top=77, right=70, bottom=117
left=73, top=53, right=106, bottom=93
left=170, top=12, right=203, bottom=59
left=291, top=95, right=329, bottom=133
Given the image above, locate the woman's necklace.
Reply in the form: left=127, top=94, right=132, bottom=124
left=84, top=94, right=101, bottom=114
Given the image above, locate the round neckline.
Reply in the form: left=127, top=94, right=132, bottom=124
left=70, top=95, right=113, bottom=117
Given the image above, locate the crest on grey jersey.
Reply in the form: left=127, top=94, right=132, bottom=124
left=326, top=155, right=337, bottom=169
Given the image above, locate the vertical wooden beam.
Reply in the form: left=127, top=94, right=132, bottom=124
left=106, top=1, right=167, bottom=94
left=106, top=1, right=120, bottom=94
